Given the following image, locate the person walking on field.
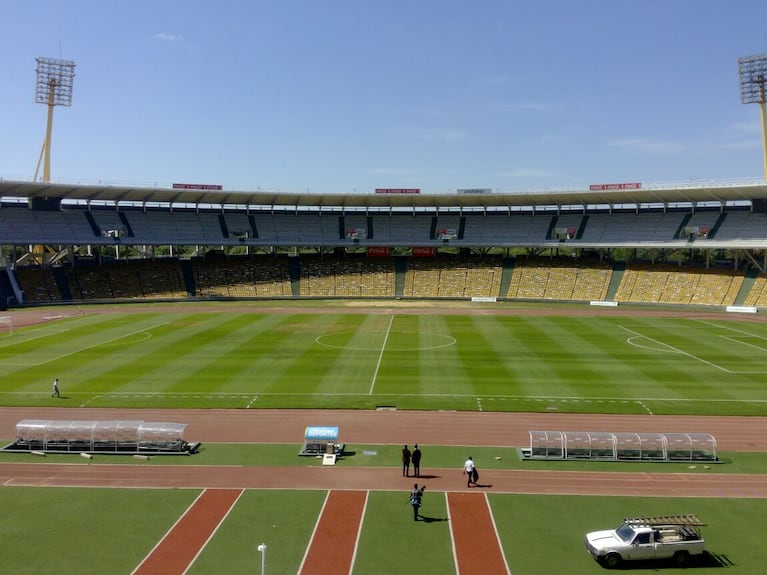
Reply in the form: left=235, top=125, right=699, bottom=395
left=402, top=445, right=412, bottom=477
left=409, top=483, right=426, bottom=521
left=51, top=378, right=60, bottom=398
left=463, top=456, right=477, bottom=487
left=412, top=444, right=422, bottom=478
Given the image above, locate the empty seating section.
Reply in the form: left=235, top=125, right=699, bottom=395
left=387, top=215, right=433, bottom=245
left=344, top=215, right=368, bottom=240
left=403, top=257, right=503, bottom=298
left=713, top=211, right=767, bottom=242
left=615, top=264, right=742, bottom=305
left=0, top=206, right=98, bottom=244
left=369, top=216, right=392, bottom=242
left=578, top=212, right=685, bottom=243
left=91, top=210, right=221, bottom=244
left=250, top=214, right=278, bottom=243
left=224, top=212, right=251, bottom=238
left=66, top=260, right=186, bottom=300
left=90, top=209, right=127, bottom=237
left=193, top=256, right=292, bottom=297
left=553, top=213, right=583, bottom=238
left=480, top=214, right=553, bottom=244
left=15, top=267, right=62, bottom=303
left=299, top=257, right=395, bottom=297
left=744, top=275, right=767, bottom=307
left=506, top=257, right=611, bottom=301
left=435, top=215, right=461, bottom=240
left=9, top=256, right=762, bottom=306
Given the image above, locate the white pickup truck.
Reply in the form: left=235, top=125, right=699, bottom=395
left=584, top=515, right=706, bottom=569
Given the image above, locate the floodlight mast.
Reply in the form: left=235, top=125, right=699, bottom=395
left=738, top=53, right=767, bottom=181
left=34, top=57, right=76, bottom=183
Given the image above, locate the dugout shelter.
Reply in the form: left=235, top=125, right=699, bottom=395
left=523, top=430, right=717, bottom=462
left=3, top=419, right=199, bottom=455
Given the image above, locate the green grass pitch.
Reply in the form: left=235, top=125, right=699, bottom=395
left=0, top=487, right=763, bottom=574
left=2, top=304, right=767, bottom=574
left=2, top=306, right=767, bottom=415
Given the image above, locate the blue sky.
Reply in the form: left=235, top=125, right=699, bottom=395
left=1, top=1, right=766, bottom=194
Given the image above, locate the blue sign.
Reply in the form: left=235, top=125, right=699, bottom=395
left=304, top=426, right=339, bottom=441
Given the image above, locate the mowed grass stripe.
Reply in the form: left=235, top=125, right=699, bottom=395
left=7, top=310, right=767, bottom=414
left=71, top=313, right=245, bottom=393
left=619, top=318, right=767, bottom=399
left=0, top=313, right=166, bottom=376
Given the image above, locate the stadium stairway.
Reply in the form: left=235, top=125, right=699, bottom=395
left=734, top=267, right=760, bottom=306
left=605, top=261, right=625, bottom=301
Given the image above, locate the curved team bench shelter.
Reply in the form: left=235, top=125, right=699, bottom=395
left=522, top=430, right=718, bottom=462
left=2, top=419, right=200, bottom=455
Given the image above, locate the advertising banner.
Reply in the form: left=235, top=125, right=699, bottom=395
left=366, top=246, right=391, bottom=257
left=375, top=188, right=420, bottom=194
left=172, top=183, right=223, bottom=191
left=588, top=182, right=641, bottom=191
left=412, top=247, right=436, bottom=257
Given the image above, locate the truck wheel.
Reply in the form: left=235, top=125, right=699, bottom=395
left=603, top=553, right=622, bottom=569
left=672, top=551, right=689, bottom=566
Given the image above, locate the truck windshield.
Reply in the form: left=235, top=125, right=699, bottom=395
left=615, top=524, right=636, bottom=543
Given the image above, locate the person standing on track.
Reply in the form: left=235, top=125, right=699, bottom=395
left=412, top=444, right=422, bottom=477
left=463, top=456, right=476, bottom=487
left=402, top=445, right=412, bottom=477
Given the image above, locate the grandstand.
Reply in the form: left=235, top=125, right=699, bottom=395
left=2, top=178, right=767, bottom=309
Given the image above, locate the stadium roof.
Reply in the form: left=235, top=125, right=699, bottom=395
left=2, top=179, right=767, bottom=209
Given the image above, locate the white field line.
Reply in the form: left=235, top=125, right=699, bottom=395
left=181, top=489, right=244, bottom=575
left=622, top=322, right=767, bottom=375
left=0, top=321, right=170, bottom=368
left=446, top=492, right=460, bottom=575
left=297, top=491, right=331, bottom=575
left=0, top=327, right=71, bottom=348
left=347, top=491, right=368, bottom=575
left=618, top=324, right=733, bottom=373
left=130, top=488, right=243, bottom=575
left=721, top=335, right=767, bottom=353
left=369, top=315, right=394, bottom=395
left=693, top=318, right=767, bottom=341
left=484, top=492, right=513, bottom=575
left=4, top=390, right=767, bottom=404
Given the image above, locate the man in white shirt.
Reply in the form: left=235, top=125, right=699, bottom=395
left=463, top=456, right=476, bottom=487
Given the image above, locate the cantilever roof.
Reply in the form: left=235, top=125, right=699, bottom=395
left=2, top=179, right=767, bottom=209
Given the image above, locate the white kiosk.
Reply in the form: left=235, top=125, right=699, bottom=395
left=299, top=426, right=343, bottom=462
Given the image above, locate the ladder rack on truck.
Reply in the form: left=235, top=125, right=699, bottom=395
left=623, top=514, right=705, bottom=527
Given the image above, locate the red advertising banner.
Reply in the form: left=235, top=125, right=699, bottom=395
left=374, top=188, right=421, bottom=194
left=589, top=182, right=641, bottom=191
left=172, top=183, right=223, bottom=191
left=366, top=247, right=390, bottom=257
left=412, top=247, right=436, bottom=257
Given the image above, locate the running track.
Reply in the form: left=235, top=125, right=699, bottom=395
left=1, top=407, right=766, bottom=497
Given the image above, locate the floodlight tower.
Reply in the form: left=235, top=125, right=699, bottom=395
left=738, top=53, right=767, bottom=181
left=34, top=56, right=76, bottom=183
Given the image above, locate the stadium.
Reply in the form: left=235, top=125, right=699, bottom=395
left=3, top=175, right=767, bottom=575
left=2, top=41, right=767, bottom=575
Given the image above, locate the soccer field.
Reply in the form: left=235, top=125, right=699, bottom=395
left=2, top=305, right=767, bottom=415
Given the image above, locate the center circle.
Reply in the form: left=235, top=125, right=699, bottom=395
left=315, top=330, right=456, bottom=351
